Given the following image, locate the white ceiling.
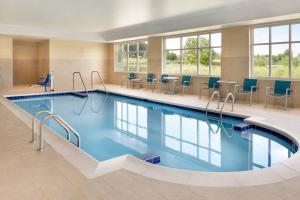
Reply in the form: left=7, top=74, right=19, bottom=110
left=0, top=0, right=300, bottom=41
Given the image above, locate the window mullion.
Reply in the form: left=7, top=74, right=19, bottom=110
left=197, top=35, right=200, bottom=75
left=180, top=37, right=183, bottom=74
left=289, top=24, right=292, bottom=78
left=127, top=43, right=129, bottom=72
left=209, top=34, right=212, bottom=75
left=269, top=26, right=272, bottom=78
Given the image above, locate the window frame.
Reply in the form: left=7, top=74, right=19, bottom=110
left=163, top=31, right=222, bottom=76
left=251, top=21, right=300, bottom=80
left=114, top=39, right=148, bottom=73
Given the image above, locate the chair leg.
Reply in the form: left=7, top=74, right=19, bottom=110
left=199, top=88, right=202, bottom=99
left=121, top=80, right=123, bottom=88
left=285, top=95, right=288, bottom=111
left=264, top=95, right=267, bottom=108
left=250, top=92, right=253, bottom=106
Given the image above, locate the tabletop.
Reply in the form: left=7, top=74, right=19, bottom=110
left=163, top=77, right=179, bottom=80
left=217, top=80, right=237, bottom=84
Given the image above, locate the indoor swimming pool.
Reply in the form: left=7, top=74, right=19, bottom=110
left=8, top=91, right=297, bottom=172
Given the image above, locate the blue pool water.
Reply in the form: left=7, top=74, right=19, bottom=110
left=9, top=92, right=297, bottom=172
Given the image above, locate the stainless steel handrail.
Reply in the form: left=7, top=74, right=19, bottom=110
left=220, top=93, right=235, bottom=121
left=73, top=72, right=88, bottom=94
left=205, top=91, right=220, bottom=117
left=91, top=71, right=107, bottom=93
left=32, top=110, right=53, bottom=143
left=38, top=114, right=81, bottom=151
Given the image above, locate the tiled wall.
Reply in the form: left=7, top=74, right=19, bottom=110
left=0, top=36, right=13, bottom=92
left=13, top=40, right=39, bottom=85
left=49, top=39, right=109, bottom=91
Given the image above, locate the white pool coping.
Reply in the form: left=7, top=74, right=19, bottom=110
left=2, top=88, right=300, bottom=187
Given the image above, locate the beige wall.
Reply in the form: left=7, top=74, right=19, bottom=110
left=37, top=40, right=50, bottom=79
left=0, top=36, right=13, bottom=92
left=13, top=40, right=39, bottom=85
left=49, top=39, right=108, bottom=91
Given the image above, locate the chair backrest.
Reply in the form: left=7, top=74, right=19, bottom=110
left=274, top=80, right=292, bottom=95
left=182, top=75, right=191, bottom=86
left=129, top=73, right=136, bottom=80
left=243, top=78, right=258, bottom=92
left=147, top=73, right=154, bottom=82
left=42, top=73, right=51, bottom=85
left=208, top=77, right=220, bottom=88
left=161, top=74, right=169, bottom=83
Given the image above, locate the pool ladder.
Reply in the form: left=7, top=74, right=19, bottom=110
left=205, top=91, right=235, bottom=121
left=73, top=72, right=88, bottom=95
left=32, top=110, right=80, bottom=151
left=91, top=71, right=107, bottom=93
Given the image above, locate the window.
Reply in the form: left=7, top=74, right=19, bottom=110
left=252, top=23, right=300, bottom=79
left=164, top=32, right=222, bottom=75
left=115, top=40, right=148, bottom=73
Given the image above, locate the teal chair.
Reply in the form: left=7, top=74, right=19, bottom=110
left=234, top=78, right=258, bottom=106
left=265, top=80, right=292, bottom=110
left=157, top=74, right=169, bottom=91
left=144, top=73, right=156, bottom=91
left=176, top=75, right=192, bottom=95
left=199, top=77, right=220, bottom=99
left=121, top=73, right=136, bottom=88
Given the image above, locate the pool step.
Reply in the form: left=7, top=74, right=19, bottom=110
left=234, top=123, right=252, bottom=132
left=71, top=92, right=88, bottom=98
left=138, top=152, right=160, bottom=164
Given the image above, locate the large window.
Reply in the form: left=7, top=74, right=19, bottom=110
left=164, top=32, right=222, bottom=75
left=115, top=40, right=148, bottom=73
left=252, top=23, right=300, bottom=79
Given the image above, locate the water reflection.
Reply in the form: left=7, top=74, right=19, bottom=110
left=163, top=114, right=222, bottom=167
left=112, top=99, right=295, bottom=171
left=114, top=101, right=148, bottom=140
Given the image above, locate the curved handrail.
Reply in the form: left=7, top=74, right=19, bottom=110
left=91, top=71, right=107, bottom=93
left=73, top=72, right=88, bottom=95
left=220, top=93, right=235, bottom=121
left=73, top=97, right=88, bottom=115
left=32, top=110, right=53, bottom=143
left=205, top=91, right=220, bottom=117
left=38, top=114, right=81, bottom=151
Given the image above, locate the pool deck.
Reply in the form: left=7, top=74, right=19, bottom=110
left=1, top=84, right=300, bottom=199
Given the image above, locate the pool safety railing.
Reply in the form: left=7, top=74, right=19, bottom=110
left=73, top=72, right=88, bottom=95
left=205, top=91, right=220, bottom=117
left=31, top=111, right=80, bottom=151
left=91, top=71, right=107, bottom=93
left=32, top=110, right=53, bottom=143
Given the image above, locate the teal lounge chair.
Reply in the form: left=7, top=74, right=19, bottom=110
left=234, top=78, right=258, bottom=106
left=199, top=77, right=220, bottom=99
left=265, top=80, right=292, bottom=110
left=176, top=75, right=192, bottom=95
left=121, top=73, right=136, bottom=88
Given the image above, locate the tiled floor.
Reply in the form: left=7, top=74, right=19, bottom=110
left=1, top=84, right=300, bottom=199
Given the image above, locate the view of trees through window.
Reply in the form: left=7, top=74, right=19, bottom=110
left=164, top=33, right=221, bottom=75
left=252, top=23, right=300, bottom=78
left=115, top=40, right=148, bottom=73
